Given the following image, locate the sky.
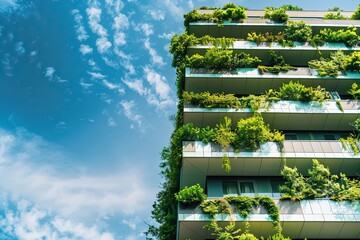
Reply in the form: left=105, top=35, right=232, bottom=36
left=0, top=0, right=358, bottom=239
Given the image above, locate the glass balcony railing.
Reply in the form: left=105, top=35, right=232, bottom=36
left=183, top=100, right=360, bottom=131
left=177, top=199, right=360, bottom=239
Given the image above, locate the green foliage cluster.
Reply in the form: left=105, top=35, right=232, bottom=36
left=348, top=82, right=360, bottom=99
left=279, top=5, right=302, bottom=11
left=264, top=7, right=289, bottom=23
left=184, top=3, right=247, bottom=29
left=340, top=118, right=360, bottom=154
left=175, top=184, right=208, bottom=204
left=183, top=81, right=329, bottom=110
left=258, top=50, right=296, bottom=74
left=319, top=26, right=359, bottom=47
left=187, top=49, right=261, bottom=69
left=247, top=32, right=285, bottom=45
left=283, top=21, right=312, bottom=42
left=201, top=198, right=231, bottom=217
left=309, top=51, right=360, bottom=77
left=279, top=159, right=360, bottom=201
left=236, top=114, right=284, bottom=150
left=324, top=11, right=346, bottom=20
left=351, top=4, right=360, bottom=20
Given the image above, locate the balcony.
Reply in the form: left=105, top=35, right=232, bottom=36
left=183, top=100, right=360, bottom=131
left=181, top=140, right=360, bottom=189
left=187, top=41, right=360, bottom=67
left=177, top=198, right=360, bottom=240
left=185, top=67, right=360, bottom=95
left=189, top=10, right=360, bottom=38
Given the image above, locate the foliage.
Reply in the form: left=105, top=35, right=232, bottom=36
left=345, top=51, right=360, bottom=72
left=279, top=159, right=360, bottom=201
left=319, top=26, right=359, bottom=47
left=309, top=58, right=340, bottom=77
left=279, top=165, right=306, bottom=200
left=201, top=199, right=231, bottom=217
left=258, top=50, right=296, bottom=74
left=235, top=114, right=279, bottom=150
left=222, top=3, right=237, bottom=10
left=305, top=159, right=333, bottom=198
left=175, top=184, right=208, bottom=204
left=205, top=220, right=243, bottom=240
left=275, top=81, right=328, bottom=102
left=183, top=91, right=242, bottom=109
left=263, top=233, right=291, bottom=240
left=170, top=33, right=198, bottom=68
left=223, top=6, right=247, bottom=21
left=348, top=83, right=360, bottom=99
left=186, top=49, right=261, bottom=69
left=257, top=196, right=281, bottom=232
left=227, top=196, right=258, bottom=218
left=264, top=7, right=289, bottom=23
left=324, top=11, right=346, bottom=20
left=351, top=4, right=360, bottom=20
left=280, top=5, right=302, bottom=11
left=284, top=21, right=312, bottom=42
left=247, top=32, right=284, bottom=45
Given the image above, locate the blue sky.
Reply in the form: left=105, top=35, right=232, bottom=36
left=0, top=0, right=358, bottom=239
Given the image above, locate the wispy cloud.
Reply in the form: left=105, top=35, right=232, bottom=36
left=80, top=44, right=93, bottom=55
left=96, top=37, right=112, bottom=54
left=44, top=67, right=55, bottom=81
left=144, top=38, right=164, bottom=66
left=147, top=9, right=165, bottom=21
left=143, top=66, right=171, bottom=100
left=122, top=78, right=148, bottom=96
left=15, top=41, right=25, bottom=55
left=0, top=0, right=19, bottom=14
left=87, top=71, right=106, bottom=79
left=102, top=79, right=125, bottom=94
left=72, top=9, right=89, bottom=42
left=119, top=100, right=143, bottom=131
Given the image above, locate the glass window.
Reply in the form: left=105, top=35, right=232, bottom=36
left=223, top=182, right=238, bottom=195
left=324, top=135, right=335, bottom=140
left=240, top=182, right=254, bottom=193
left=271, top=180, right=284, bottom=193
left=285, top=134, right=297, bottom=140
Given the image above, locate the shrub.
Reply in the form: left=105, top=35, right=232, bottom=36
left=345, top=51, right=360, bottom=71
left=175, top=184, right=208, bottom=204
left=351, top=4, right=360, bottom=20
left=264, top=7, right=289, bottom=23
left=319, top=26, right=359, bottom=47
left=235, top=114, right=274, bottom=149
left=284, top=21, right=312, bottom=42
left=309, top=58, right=340, bottom=77
left=280, top=5, right=302, bottom=11
left=324, top=11, right=346, bottom=20
left=204, top=48, right=233, bottom=69
left=348, top=82, right=360, bottom=99
left=223, top=6, right=247, bottom=21
left=279, top=165, right=306, bottom=200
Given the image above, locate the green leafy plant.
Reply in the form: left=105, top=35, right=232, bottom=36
left=280, top=5, right=302, bottom=11
left=319, top=26, right=359, bottom=47
left=175, top=184, right=208, bottom=204
left=258, top=50, right=296, bottom=74
left=345, top=51, right=360, bottom=72
left=201, top=198, right=231, bottom=217
left=309, top=58, right=340, bottom=77
left=279, top=165, right=306, bottom=200
left=264, top=7, right=289, bottom=23
left=324, top=11, right=346, bottom=20
left=348, top=82, right=360, bottom=99
left=304, top=159, right=333, bottom=198
left=351, top=4, right=360, bottom=19
left=223, top=6, right=247, bottom=22
left=284, top=21, right=312, bottom=42
left=227, top=196, right=258, bottom=218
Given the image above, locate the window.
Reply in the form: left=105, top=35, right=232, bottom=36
left=324, top=134, right=335, bottom=140
left=240, top=182, right=254, bottom=193
left=285, top=134, right=297, bottom=140
left=223, top=182, right=238, bottom=195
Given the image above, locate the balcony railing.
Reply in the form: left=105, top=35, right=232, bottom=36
left=187, top=41, right=359, bottom=66
left=177, top=198, right=360, bottom=240
left=185, top=67, right=360, bottom=95
left=183, top=100, right=360, bottom=131
left=181, top=140, right=360, bottom=189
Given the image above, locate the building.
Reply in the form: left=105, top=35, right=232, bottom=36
left=175, top=6, right=360, bottom=240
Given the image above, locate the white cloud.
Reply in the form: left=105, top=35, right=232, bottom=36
left=112, top=13, right=129, bottom=30
left=0, top=198, right=115, bottom=240
left=72, top=9, right=89, bottom=42
left=122, top=78, right=148, bottom=96
left=107, top=117, right=117, bottom=127
left=144, top=38, right=164, bottom=66
left=44, top=67, right=55, bottom=81
left=0, top=0, right=20, bottom=14
left=114, top=31, right=126, bottom=46
left=143, top=67, right=171, bottom=100
left=105, top=0, right=124, bottom=16
left=158, top=32, right=175, bottom=40
left=87, top=71, right=106, bottom=79
left=0, top=128, right=155, bottom=219
left=96, top=37, right=112, bottom=54
left=86, top=7, right=107, bottom=37
left=80, top=44, right=93, bottom=55
left=147, top=9, right=165, bottom=21
left=119, top=100, right=143, bottom=131
left=136, top=23, right=153, bottom=37
left=102, top=79, right=125, bottom=94
left=15, top=41, right=25, bottom=55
